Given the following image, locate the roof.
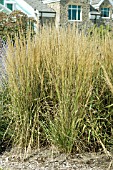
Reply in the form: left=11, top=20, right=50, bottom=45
left=0, top=4, right=11, bottom=14
left=90, top=11, right=100, bottom=15
left=24, top=0, right=55, bottom=12
left=90, top=5, right=100, bottom=15
left=91, top=0, right=113, bottom=6
left=90, top=5, right=98, bottom=11
left=91, top=0, right=101, bottom=5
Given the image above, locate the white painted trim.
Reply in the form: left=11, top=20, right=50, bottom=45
left=15, top=0, right=35, bottom=14
left=89, top=15, right=100, bottom=20
left=102, top=17, right=110, bottom=19
left=5, top=0, right=16, bottom=3
left=98, top=0, right=113, bottom=6
left=14, top=0, right=37, bottom=18
left=39, top=12, right=55, bottom=17
left=0, top=3, right=11, bottom=13
left=42, top=0, right=60, bottom=4
left=98, top=0, right=106, bottom=6
left=92, top=0, right=113, bottom=9
left=4, top=1, right=16, bottom=11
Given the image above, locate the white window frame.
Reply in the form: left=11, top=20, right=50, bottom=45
left=101, top=8, right=110, bottom=19
left=68, top=5, right=82, bottom=21
left=4, top=0, right=16, bottom=11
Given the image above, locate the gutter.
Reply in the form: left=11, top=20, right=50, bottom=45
left=39, top=11, right=56, bottom=26
left=39, top=11, right=56, bottom=13
left=39, top=11, right=56, bottom=17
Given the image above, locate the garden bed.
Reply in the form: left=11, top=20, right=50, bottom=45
left=0, top=147, right=113, bottom=170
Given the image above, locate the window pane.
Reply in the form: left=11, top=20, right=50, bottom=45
left=106, top=9, right=109, bottom=17
left=78, top=6, right=81, bottom=10
left=7, top=3, right=13, bottom=10
left=78, top=10, right=80, bottom=20
left=104, top=8, right=109, bottom=11
left=72, top=9, right=76, bottom=20
left=0, top=0, right=4, bottom=5
left=68, top=9, right=71, bottom=20
left=72, top=5, right=76, bottom=9
left=101, top=8, right=109, bottom=17
left=68, top=5, right=81, bottom=21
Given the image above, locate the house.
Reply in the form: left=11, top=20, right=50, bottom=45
left=0, top=0, right=36, bottom=16
left=90, top=0, right=113, bottom=26
left=0, top=2, right=11, bottom=14
left=0, top=0, right=56, bottom=26
left=42, top=0, right=113, bottom=28
left=23, top=0, right=56, bottom=26
left=0, top=0, right=113, bottom=28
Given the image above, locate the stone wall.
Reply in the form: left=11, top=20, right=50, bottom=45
left=99, top=0, right=113, bottom=27
left=60, top=0, right=90, bottom=27
left=46, top=0, right=113, bottom=29
left=48, top=1, right=61, bottom=28
left=48, top=0, right=92, bottom=29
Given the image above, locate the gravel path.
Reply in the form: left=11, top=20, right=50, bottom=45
left=0, top=147, right=113, bottom=170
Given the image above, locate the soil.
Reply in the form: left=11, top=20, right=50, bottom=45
left=0, top=147, right=113, bottom=170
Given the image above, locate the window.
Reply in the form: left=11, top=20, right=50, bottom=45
left=6, top=3, right=13, bottom=10
left=0, top=0, right=4, bottom=5
left=68, top=5, right=82, bottom=21
left=101, top=8, right=110, bottom=18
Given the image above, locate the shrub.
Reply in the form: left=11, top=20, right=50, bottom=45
left=0, top=10, right=36, bottom=42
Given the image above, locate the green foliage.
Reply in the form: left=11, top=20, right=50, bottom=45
left=0, top=10, right=36, bottom=42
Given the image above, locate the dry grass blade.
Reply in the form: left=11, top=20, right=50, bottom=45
left=1, top=25, right=113, bottom=155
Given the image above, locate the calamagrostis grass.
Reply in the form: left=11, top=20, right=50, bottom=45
left=3, top=26, right=113, bottom=154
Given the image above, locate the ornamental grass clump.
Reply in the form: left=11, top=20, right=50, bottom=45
left=3, top=26, right=113, bottom=154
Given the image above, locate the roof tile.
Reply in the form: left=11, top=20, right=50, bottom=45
left=24, top=0, right=55, bottom=12
left=91, top=0, right=101, bottom=5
